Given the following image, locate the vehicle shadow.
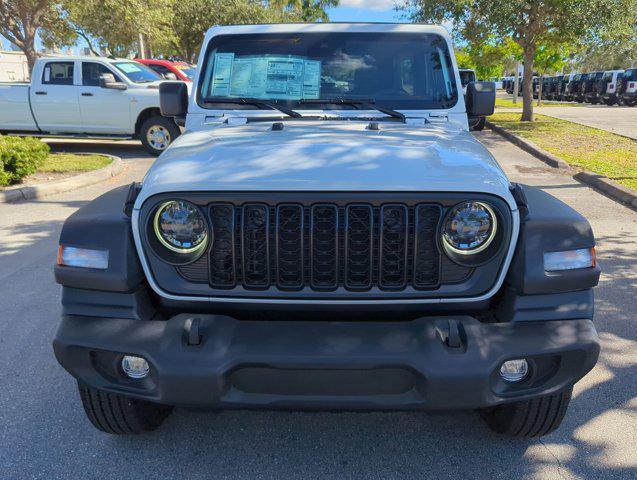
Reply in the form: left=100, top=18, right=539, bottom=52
left=44, top=139, right=152, bottom=160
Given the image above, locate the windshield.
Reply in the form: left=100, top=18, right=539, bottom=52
left=176, top=64, right=196, bottom=80
left=198, top=32, right=458, bottom=110
left=112, top=62, right=162, bottom=83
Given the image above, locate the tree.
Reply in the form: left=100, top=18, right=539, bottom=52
left=268, top=0, right=339, bottom=21
left=400, top=0, right=615, bottom=121
left=0, top=0, right=63, bottom=72
left=164, top=0, right=302, bottom=63
left=60, top=0, right=174, bottom=57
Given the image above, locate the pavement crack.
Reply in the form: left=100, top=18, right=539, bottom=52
left=538, top=438, right=567, bottom=480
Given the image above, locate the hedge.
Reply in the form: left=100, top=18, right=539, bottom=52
left=0, top=135, right=50, bottom=186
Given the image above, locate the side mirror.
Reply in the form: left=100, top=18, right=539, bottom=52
left=99, top=73, right=127, bottom=91
left=466, top=81, right=495, bottom=116
left=160, top=81, right=188, bottom=126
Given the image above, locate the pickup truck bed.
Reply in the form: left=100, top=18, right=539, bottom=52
left=0, top=83, right=38, bottom=131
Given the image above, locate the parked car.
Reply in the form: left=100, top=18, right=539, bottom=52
left=596, top=70, right=624, bottom=106
left=618, top=68, right=637, bottom=106
left=565, top=73, right=582, bottom=102
left=459, top=68, right=477, bottom=93
left=558, top=74, right=574, bottom=101
left=576, top=73, right=594, bottom=102
left=0, top=56, right=180, bottom=155
left=459, top=68, right=485, bottom=130
left=583, top=71, right=604, bottom=104
left=53, top=23, right=600, bottom=438
left=136, top=58, right=196, bottom=82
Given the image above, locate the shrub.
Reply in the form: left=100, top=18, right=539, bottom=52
left=0, top=135, right=50, bottom=186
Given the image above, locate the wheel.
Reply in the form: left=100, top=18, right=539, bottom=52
left=603, top=98, right=616, bottom=106
left=140, top=115, right=180, bottom=156
left=78, top=383, right=173, bottom=434
left=472, top=116, right=486, bottom=131
left=480, top=387, right=572, bottom=437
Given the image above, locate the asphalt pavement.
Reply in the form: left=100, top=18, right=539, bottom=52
left=0, top=134, right=635, bottom=480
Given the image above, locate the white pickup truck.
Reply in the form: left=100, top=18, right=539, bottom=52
left=0, top=56, right=181, bottom=155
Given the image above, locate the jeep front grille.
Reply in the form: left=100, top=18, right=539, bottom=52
left=198, top=202, right=451, bottom=292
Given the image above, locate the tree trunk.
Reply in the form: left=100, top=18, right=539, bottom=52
left=537, top=74, right=543, bottom=106
left=521, top=45, right=536, bottom=122
left=23, top=44, right=38, bottom=78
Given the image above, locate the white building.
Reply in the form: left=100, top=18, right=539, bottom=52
left=0, top=50, right=29, bottom=82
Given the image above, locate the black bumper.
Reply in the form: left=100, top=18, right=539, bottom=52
left=53, top=314, right=599, bottom=410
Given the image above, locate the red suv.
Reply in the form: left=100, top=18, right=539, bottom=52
left=135, top=59, right=196, bottom=82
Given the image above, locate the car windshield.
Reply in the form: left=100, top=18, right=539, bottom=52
left=198, top=32, right=458, bottom=111
left=112, top=62, right=162, bottom=83
left=176, top=64, right=196, bottom=80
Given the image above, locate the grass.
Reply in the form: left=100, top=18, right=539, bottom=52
left=489, top=113, right=637, bottom=191
left=38, top=153, right=112, bottom=173
left=495, top=97, right=577, bottom=108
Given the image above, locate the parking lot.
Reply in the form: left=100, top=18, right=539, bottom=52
left=1, top=133, right=635, bottom=480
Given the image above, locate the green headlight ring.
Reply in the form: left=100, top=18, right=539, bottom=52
left=153, top=200, right=209, bottom=254
left=442, top=201, right=498, bottom=256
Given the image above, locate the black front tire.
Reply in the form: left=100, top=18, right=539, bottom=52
left=480, top=387, right=572, bottom=437
left=78, top=383, right=173, bottom=434
left=472, top=116, right=486, bottom=131
left=140, top=115, right=181, bottom=156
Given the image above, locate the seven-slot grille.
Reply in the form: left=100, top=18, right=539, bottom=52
left=203, top=202, right=444, bottom=292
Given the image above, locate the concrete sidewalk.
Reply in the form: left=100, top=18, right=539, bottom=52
left=496, top=103, right=637, bottom=140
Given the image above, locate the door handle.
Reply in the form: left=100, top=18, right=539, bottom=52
left=81, top=92, right=94, bottom=96
left=34, top=91, right=47, bottom=95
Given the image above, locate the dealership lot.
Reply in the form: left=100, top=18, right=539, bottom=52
left=0, top=134, right=634, bottom=480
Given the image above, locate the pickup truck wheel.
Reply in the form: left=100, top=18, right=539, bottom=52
left=140, top=116, right=180, bottom=156
left=78, top=383, right=172, bottom=434
left=480, top=387, right=572, bottom=437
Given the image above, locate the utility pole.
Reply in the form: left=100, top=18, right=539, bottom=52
left=513, top=61, right=520, bottom=104
left=138, top=33, right=146, bottom=59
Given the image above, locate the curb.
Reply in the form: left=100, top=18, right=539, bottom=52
left=486, top=120, right=637, bottom=209
left=0, top=153, right=123, bottom=204
left=486, top=120, right=570, bottom=169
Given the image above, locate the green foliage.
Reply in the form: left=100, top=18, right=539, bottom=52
left=268, top=0, right=339, bottom=21
left=162, top=0, right=303, bottom=62
left=59, top=0, right=174, bottom=57
left=400, top=0, right=619, bottom=120
left=0, top=135, right=50, bottom=186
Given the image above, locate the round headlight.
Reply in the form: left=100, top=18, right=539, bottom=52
left=442, top=201, right=497, bottom=255
left=153, top=200, right=208, bottom=253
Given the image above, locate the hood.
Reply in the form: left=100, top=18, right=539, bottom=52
left=137, top=121, right=515, bottom=209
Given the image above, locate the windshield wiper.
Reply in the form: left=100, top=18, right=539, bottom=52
left=203, top=97, right=302, bottom=118
left=299, top=98, right=406, bottom=123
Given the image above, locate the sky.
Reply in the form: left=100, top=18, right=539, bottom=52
left=1, top=1, right=406, bottom=52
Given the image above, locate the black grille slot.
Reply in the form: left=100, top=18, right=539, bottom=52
left=241, top=204, right=269, bottom=288
left=276, top=204, right=304, bottom=289
left=413, top=204, right=442, bottom=288
left=379, top=205, right=408, bottom=289
left=209, top=204, right=235, bottom=287
left=345, top=205, right=373, bottom=289
left=310, top=204, right=339, bottom=290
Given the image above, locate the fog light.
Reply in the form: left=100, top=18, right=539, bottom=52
left=500, top=359, right=529, bottom=382
left=121, top=355, right=150, bottom=379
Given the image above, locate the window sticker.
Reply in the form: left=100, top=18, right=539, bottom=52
left=210, top=54, right=321, bottom=100
left=44, top=67, right=51, bottom=82
left=117, top=63, right=143, bottom=74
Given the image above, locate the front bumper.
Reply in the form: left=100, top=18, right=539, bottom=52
left=53, top=314, right=599, bottom=410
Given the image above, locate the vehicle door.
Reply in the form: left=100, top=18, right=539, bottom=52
left=31, top=60, right=83, bottom=132
left=78, top=61, right=132, bottom=134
